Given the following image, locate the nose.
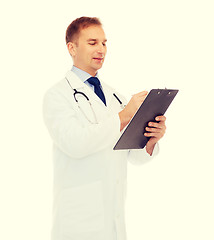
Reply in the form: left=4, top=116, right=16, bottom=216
left=97, top=43, right=106, bottom=54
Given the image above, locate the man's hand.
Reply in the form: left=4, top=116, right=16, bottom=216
left=145, top=115, right=166, bottom=155
left=119, top=91, right=148, bottom=131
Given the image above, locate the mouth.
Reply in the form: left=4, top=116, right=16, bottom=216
left=93, top=57, right=104, bottom=61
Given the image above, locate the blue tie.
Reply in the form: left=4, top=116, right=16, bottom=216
left=87, top=77, right=106, bottom=105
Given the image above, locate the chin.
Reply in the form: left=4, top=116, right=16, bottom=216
left=92, top=65, right=102, bottom=72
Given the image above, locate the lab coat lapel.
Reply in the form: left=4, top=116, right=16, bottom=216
left=65, top=70, right=85, bottom=90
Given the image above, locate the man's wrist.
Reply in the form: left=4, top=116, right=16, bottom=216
left=118, top=109, right=131, bottom=131
left=146, top=142, right=156, bottom=156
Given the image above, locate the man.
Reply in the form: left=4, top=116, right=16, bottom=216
left=43, top=17, right=166, bottom=240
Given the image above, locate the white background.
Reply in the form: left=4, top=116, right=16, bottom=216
left=0, top=0, right=213, bottom=239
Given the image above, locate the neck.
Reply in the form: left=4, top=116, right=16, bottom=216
left=73, top=65, right=97, bottom=77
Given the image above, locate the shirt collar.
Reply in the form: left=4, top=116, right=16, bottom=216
left=71, top=66, right=99, bottom=83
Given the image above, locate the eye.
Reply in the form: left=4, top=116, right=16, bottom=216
left=88, top=42, right=96, bottom=45
left=102, top=42, right=106, bottom=46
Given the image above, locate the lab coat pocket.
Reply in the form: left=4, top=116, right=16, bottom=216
left=59, top=181, right=104, bottom=236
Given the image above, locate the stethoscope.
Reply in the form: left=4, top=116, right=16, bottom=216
left=66, top=77, right=125, bottom=124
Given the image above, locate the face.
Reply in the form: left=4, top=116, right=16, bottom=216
left=67, top=25, right=107, bottom=76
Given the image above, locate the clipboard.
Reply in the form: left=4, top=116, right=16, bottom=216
left=113, top=89, right=179, bottom=150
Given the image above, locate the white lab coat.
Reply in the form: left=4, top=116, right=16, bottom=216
left=43, top=70, right=159, bottom=240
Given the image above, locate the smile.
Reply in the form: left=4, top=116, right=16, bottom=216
left=93, top=58, right=104, bottom=64
left=93, top=58, right=104, bottom=60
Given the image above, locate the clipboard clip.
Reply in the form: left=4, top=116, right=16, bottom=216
left=157, top=88, right=171, bottom=95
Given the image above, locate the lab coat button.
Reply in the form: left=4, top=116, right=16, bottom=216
left=116, top=179, right=120, bottom=184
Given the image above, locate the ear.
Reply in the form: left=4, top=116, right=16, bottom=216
left=67, top=42, right=77, bottom=57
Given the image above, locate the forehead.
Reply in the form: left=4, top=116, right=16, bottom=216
left=79, top=25, right=106, bottom=40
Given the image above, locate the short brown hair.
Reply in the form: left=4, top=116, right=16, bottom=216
left=65, top=16, right=102, bottom=44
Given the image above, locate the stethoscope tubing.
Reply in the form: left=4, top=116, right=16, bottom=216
left=66, top=77, right=124, bottom=124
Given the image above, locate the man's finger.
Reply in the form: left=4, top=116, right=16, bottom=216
left=155, top=115, right=166, bottom=122
left=145, top=127, right=162, bottom=133
left=144, top=132, right=162, bottom=137
left=138, top=91, right=148, bottom=96
left=148, top=122, right=165, bottom=129
left=133, top=91, right=148, bottom=98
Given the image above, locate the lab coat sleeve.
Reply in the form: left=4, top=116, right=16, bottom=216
left=127, top=142, right=159, bottom=165
left=43, top=90, right=121, bottom=159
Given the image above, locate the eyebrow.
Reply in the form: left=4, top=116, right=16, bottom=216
left=87, top=38, right=107, bottom=42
